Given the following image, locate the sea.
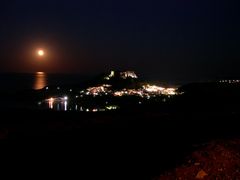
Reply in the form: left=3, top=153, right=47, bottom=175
left=0, top=72, right=93, bottom=91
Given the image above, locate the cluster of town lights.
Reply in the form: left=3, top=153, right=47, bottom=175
left=44, top=83, right=176, bottom=112
left=82, top=84, right=177, bottom=97
left=43, top=71, right=177, bottom=112
left=219, top=80, right=240, bottom=84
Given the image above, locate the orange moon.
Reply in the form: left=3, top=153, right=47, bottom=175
left=37, top=49, right=45, bottom=56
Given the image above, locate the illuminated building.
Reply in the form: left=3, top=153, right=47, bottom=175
left=104, top=71, right=115, bottom=80
left=120, top=71, right=138, bottom=79
left=104, top=70, right=138, bottom=80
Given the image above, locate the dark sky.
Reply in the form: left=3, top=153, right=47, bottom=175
left=0, top=0, right=239, bottom=81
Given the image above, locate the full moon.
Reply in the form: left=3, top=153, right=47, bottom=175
left=37, top=50, right=45, bottom=56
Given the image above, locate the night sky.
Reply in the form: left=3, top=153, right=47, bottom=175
left=0, top=0, right=239, bottom=82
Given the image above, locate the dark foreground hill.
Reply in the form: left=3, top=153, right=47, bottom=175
left=1, top=107, right=240, bottom=179
left=0, top=80, right=240, bottom=179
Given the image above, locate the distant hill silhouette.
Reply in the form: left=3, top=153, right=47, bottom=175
left=176, top=82, right=240, bottom=112
left=87, top=70, right=141, bottom=90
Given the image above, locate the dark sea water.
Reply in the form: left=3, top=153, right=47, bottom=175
left=0, top=72, right=92, bottom=91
